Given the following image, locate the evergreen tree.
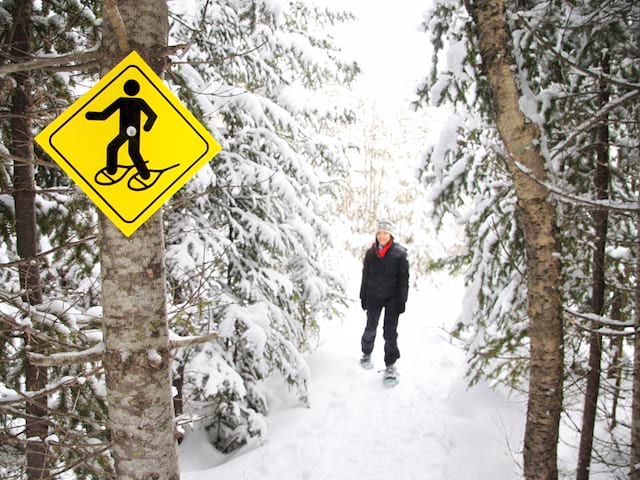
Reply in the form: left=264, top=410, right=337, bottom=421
left=419, top=0, right=639, bottom=476
left=164, top=0, right=358, bottom=452
left=1, top=0, right=359, bottom=475
left=1, top=1, right=111, bottom=477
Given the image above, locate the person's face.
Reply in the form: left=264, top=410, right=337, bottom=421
left=376, top=230, right=391, bottom=246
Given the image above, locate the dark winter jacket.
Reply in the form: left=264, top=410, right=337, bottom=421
left=359, top=242, right=409, bottom=311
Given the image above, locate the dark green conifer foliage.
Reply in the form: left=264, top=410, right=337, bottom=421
left=165, top=0, right=358, bottom=452
left=2, top=1, right=359, bottom=474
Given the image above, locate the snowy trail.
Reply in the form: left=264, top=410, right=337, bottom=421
left=180, top=273, right=526, bottom=479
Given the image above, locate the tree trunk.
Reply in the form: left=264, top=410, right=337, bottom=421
left=622, top=3, right=640, bottom=475
left=631, top=9, right=640, bottom=470
left=467, top=2, right=564, bottom=479
left=607, top=284, right=624, bottom=430
left=98, top=1, right=179, bottom=478
left=8, top=1, right=49, bottom=478
left=173, top=361, right=185, bottom=417
left=576, top=52, right=610, bottom=480
left=631, top=146, right=640, bottom=479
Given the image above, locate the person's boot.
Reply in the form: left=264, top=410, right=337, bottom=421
left=359, top=353, right=373, bottom=369
left=383, top=364, right=398, bottom=386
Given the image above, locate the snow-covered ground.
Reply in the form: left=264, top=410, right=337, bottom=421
left=179, top=269, right=527, bottom=479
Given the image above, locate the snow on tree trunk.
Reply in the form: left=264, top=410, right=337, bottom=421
left=97, top=1, right=179, bottom=478
left=467, top=1, right=564, bottom=479
left=100, top=214, right=179, bottom=479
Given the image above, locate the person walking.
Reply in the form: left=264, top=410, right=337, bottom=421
left=359, top=219, right=409, bottom=383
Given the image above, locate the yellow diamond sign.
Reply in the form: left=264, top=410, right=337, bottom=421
left=35, top=51, right=222, bottom=237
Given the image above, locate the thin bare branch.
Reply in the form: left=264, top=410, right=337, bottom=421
left=0, top=50, right=99, bottom=75
left=0, top=236, right=97, bottom=269
left=550, top=89, right=640, bottom=160
left=511, top=159, right=639, bottom=213
left=0, top=150, right=62, bottom=168
left=0, top=44, right=186, bottom=77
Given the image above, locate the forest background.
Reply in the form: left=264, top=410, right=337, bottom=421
left=1, top=1, right=639, bottom=479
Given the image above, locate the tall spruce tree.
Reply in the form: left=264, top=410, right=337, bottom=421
left=419, top=0, right=639, bottom=477
left=1, top=0, right=359, bottom=476
left=164, top=0, right=358, bottom=452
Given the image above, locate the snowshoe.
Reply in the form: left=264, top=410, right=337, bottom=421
left=383, top=365, right=398, bottom=387
left=359, top=354, right=373, bottom=370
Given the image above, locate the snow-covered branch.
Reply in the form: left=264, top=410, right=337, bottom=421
left=21, top=331, right=220, bottom=366
left=565, top=307, right=635, bottom=336
left=516, top=14, right=640, bottom=91
left=27, top=342, right=105, bottom=367
left=169, top=331, right=219, bottom=349
left=0, top=366, right=103, bottom=406
left=0, top=310, right=71, bottom=349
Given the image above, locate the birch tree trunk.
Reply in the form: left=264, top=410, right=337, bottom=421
left=98, top=1, right=179, bottom=478
left=8, top=1, right=49, bottom=478
left=466, top=2, right=564, bottom=479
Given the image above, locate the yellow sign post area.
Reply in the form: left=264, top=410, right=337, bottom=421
left=36, top=51, right=222, bottom=237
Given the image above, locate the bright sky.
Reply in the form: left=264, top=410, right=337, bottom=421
left=325, top=1, right=433, bottom=103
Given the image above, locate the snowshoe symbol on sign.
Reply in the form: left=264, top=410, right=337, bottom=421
left=85, top=79, right=180, bottom=192
left=94, top=163, right=180, bottom=191
left=34, top=51, right=223, bottom=237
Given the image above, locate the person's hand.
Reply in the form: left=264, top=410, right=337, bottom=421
left=397, top=302, right=405, bottom=314
left=361, top=299, right=367, bottom=310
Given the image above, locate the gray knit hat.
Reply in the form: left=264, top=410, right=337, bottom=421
left=376, top=219, right=396, bottom=237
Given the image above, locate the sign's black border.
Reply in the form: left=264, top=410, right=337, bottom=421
left=47, top=64, right=212, bottom=225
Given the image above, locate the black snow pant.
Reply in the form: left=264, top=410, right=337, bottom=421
left=361, top=300, right=400, bottom=367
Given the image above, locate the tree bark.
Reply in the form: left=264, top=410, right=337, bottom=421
left=98, top=1, right=179, bottom=478
left=576, top=52, right=610, bottom=480
left=631, top=146, right=640, bottom=480
left=467, top=2, right=564, bottom=479
left=8, top=1, right=49, bottom=478
left=606, top=285, right=624, bottom=430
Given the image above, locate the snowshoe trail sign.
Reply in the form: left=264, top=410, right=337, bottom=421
left=35, top=51, right=221, bottom=237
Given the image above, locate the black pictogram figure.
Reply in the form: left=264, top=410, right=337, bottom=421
left=86, top=79, right=157, bottom=180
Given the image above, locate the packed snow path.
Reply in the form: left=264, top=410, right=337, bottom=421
left=180, top=274, right=526, bottom=479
